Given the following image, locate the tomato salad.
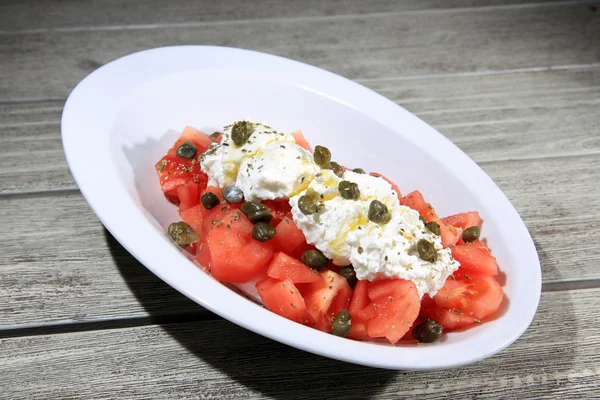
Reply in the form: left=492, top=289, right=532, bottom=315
left=155, top=124, right=504, bottom=344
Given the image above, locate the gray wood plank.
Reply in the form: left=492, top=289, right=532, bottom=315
left=0, top=192, right=205, bottom=328
left=1, top=289, right=599, bottom=399
left=0, top=0, right=570, bottom=32
left=1, top=2, right=599, bottom=99
left=2, top=67, right=599, bottom=193
left=1, top=153, right=598, bottom=328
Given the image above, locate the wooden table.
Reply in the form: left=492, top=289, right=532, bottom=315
left=1, top=1, right=599, bottom=398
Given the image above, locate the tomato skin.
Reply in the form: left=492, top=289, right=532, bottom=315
left=272, top=215, right=307, bottom=255
left=204, top=206, right=274, bottom=283
left=347, top=320, right=368, bottom=341
left=365, top=279, right=420, bottom=344
left=194, top=241, right=212, bottom=270
left=156, top=155, right=202, bottom=191
left=257, top=277, right=309, bottom=323
left=401, top=191, right=460, bottom=247
left=261, top=200, right=292, bottom=226
left=420, top=294, right=477, bottom=330
left=441, top=211, right=482, bottom=231
left=302, top=270, right=352, bottom=332
left=177, top=182, right=201, bottom=212
left=267, top=252, right=321, bottom=284
left=179, top=204, right=204, bottom=238
left=451, top=244, right=498, bottom=276
left=348, top=280, right=370, bottom=320
left=434, top=275, right=503, bottom=320
left=291, top=130, right=311, bottom=151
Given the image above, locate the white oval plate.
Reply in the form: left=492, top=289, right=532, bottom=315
left=62, top=46, right=541, bottom=370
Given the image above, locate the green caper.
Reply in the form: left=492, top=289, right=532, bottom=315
left=462, top=226, right=481, bottom=242
left=201, top=192, right=220, bottom=209
left=417, top=239, right=436, bottom=262
left=352, top=168, right=365, bottom=174
left=339, top=180, right=360, bottom=200
left=313, top=145, right=331, bottom=168
left=368, top=200, right=390, bottom=224
left=298, top=195, right=318, bottom=215
left=339, top=266, right=358, bottom=288
left=425, top=221, right=441, bottom=236
left=252, top=222, right=276, bottom=242
left=332, top=309, right=352, bottom=338
left=241, top=201, right=273, bottom=223
left=419, top=216, right=428, bottom=225
left=412, top=320, right=443, bottom=343
left=231, top=121, right=254, bottom=146
left=223, top=185, right=244, bottom=204
left=167, top=221, right=198, bottom=247
left=176, top=141, right=198, bottom=159
left=301, top=249, right=328, bottom=270
left=329, top=161, right=344, bottom=178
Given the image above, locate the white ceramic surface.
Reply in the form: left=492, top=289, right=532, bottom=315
left=62, top=46, right=541, bottom=370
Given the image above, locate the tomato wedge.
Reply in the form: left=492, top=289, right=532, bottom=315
left=365, top=280, right=420, bottom=344
left=267, top=252, right=321, bottom=284
left=302, top=270, right=352, bottom=332
left=434, top=275, right=503, bottom=320
left=256, top=277, right=308, bottom=323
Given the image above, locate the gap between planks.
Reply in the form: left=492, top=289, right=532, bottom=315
left=0, top=1, right=596, bottom=35
left=0, top=310, right=215, bottom=339
left=1, top=286, right=600, bottom=343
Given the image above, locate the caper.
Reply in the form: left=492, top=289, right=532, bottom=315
left=425, top=221, right=441, bottom=236
left=313, top=145, right=331, bottom=168
left=175, top=141, right=198, bottom=159
left=352, top=168, right=365, bottom=174
left=462, top=226, right=481, bottom=242
left=329, top=161, right=344, bottom=178
left=412, top=319, right=443, bottom=343
left=252, top=222, right=275, bottom=242
left=209, top=131, right=221, bottom=138
left=200, top=192, right=219, bottom=210
left=301, top=249, right=328, bottom=270
left=417, top=239, right=436, bottom=262
left=339, top=266, right=358, bottom=288
left=368, top=200, right=390, bottom=224
left=167, top=221, right=198, bottom=247
left=241, top=201, right=273, bottom=223
left=231, top=121, right=254, bottom=146
left=223, top=185, right=244, bottom=204
left=339, top=180, right=360, bottom=200
left=298, top=195, right=318, bottom=215
left=332, top=309, right=352, bottom=338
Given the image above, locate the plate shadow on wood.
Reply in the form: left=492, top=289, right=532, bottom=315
left=106, top=229, right=397, bottom=399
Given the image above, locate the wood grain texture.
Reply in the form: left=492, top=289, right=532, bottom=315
left=0, top=0, right=570, bottom=32
left=2, top=67, right=599, bottom=193
left=1, top=2, right=598, bottom=99
left=0, top=192, right=205, bottom=328
left=1, top=151, right=599, bottom=327
left=1, top=288, right=599, bottom=399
